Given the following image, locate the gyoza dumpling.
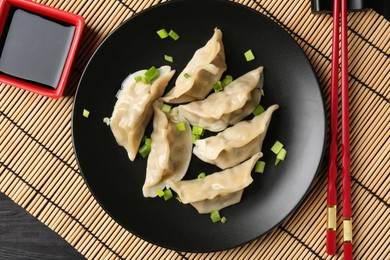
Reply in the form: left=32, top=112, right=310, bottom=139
left=193, top=105, right=279, bottom=169
left=167, top=153, right=261, bottom=213
left=143, top=101, right=192, bottom=197
left=190, top=190, right=243, bottom=214
left=162, top=28, right=226, bottom=104
left=177, top=66, right=264, bottom=132
left=110, top=66, right=175, bottom=161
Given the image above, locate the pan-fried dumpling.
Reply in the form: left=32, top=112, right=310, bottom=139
left=177, top=66, right=264, bottom=132
left=193, top=105, right=279, bottom=169
left=143, top=101, right=192, bottom=197
left=110, top=66, right=175, bottom=161
left=167, top=153, right=261, bottom=213
left=162, top=28, right=226, bottom=104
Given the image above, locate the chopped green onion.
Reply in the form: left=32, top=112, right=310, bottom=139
left=144, top=137, right=152, bottom=147
left=210, top=210, right=221, bottom=223
left=141, top=77, right=149, bottom=84
left=103, top=117, right=110, bottom=126
left=156, top=189, right=165, bottom=197
left=192, top=125, right=204, bottom=136
left=83, top=109, right=90, bottom=118
left=161, top=104, right=172, bottom=113
left=255, top=161, right=266, bottom=173
left=192, top=134, right=200, bottom=144
left=156, top=28, right=169, bottom=39
left=271, top=141, right=284, bottom=154
left=197, top=172, right=206, bottom=179
left=176, top=196, right=182, bottom=203
left=275, top=147, right=287, bottom=165
left=253, top=105, right=265, bottom=116
left=138, top=144, right=151, bottom=158
left=213, top=81, right=223, bottom=93
left=244, top=49, right=255, bottom=61
left=275, top=158, right=281, bottom=166
left=176, top=122, right=186, bottom=132
left=144, top=66, right=159, bottom=83
left=164, top=54, right=173, bottom=63
left=134, top=75, right=143, bottom=83
left=277, top=148, right=287, bottom=161
left=168, top=29, right=179, bottom=40
left=139, top=137, right=152, bottom=158
left=183, top=72, right=191, bottom=78
left=221, top=75, right=233, bottom=87
left=221, top=216, right=227, bottom=223
left=163, top=188, right=173, bottom=201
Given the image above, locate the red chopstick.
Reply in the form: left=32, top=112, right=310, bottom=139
left=341, top=0, right=352, bottom=259
left=326, top=0, right=340, bottom=255
left=327, top=0, right=352, bottom=258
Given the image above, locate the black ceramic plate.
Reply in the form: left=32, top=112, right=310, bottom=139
left=72, top=0, right=326, bottom=253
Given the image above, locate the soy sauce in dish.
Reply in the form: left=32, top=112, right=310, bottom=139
left=0, top=8, right=75, bottom=89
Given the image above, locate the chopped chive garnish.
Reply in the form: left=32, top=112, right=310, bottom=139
left=198, top=172, right=206, bottom=179
left=275, top=158, right=281, bottom=166
left=134, top=75, right=143, bottom=83
left=144, top=66, right=159, bottom=83
left=138, top=144, right=151, bottom=158
left=192, top=125, right=204, bottom=136
left=83, top=109, right=90, bottom=118
left=277, top=148, right=287, bottom=161
left=221, top=216, right=227, bottom=223
left=253, top=105, right=265, bottom=116
left=176, top=122, right=186, bottom=132
left=255, top=161, right=266, bottom=173
left=210, top=210, right=221, bottom=223
left=144, top=137, right=152, bottom=147
left=156, top=28, right=169, bottom=39
left=164, top=54, right=173, bottom=63
left=168, top=29, right=179, bottom=40
left=162, top=104, right=172, bottom=113
left=141, top=77, right=149, bottom=84
left=192, top=134, right=200, bottom=144
left=156, top=189, right=165, bottom=197
left=163, top=188, right=173, bottom=201
left=213, top=81, right=223, bottom=93
left=139, top=137, right=152, bottom=158
left=221, top=75, right=233, bottom=87
left=244, top=49, right=255, bottom=61
left=103, top=117, right=110, bottom=126
left=271, top=141, right=284, bottom=154
left=183, top=72, right=191, bottom=78
left=275, top=147, right=287, bottom=165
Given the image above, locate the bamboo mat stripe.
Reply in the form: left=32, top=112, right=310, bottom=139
left=0, top=0, right=389, bottom=259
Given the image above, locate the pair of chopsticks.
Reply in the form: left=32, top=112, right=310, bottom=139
left=326, top=0, right=352, bottom=259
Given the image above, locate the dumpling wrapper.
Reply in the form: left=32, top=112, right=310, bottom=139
left=110, top=66, right=175, bottom=161
left=143, top=101, right=192, bottom=197
left=162, top=28, right=226, bottom=104
left=167, top=152, right=262, bottom=213
left=193, top=104, right=279, bottom=169
left=190, top=190, right=243, bottom=214
left=178, top=66, right=264, bottom=132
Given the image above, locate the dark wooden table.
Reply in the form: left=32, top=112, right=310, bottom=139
left=0, top=193, right=84, bottom=259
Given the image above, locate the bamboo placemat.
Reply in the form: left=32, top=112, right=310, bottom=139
left=0, top=0, right=388, bottom=259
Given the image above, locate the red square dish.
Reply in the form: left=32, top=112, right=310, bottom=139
left=0, top=0, right=84, bottom=98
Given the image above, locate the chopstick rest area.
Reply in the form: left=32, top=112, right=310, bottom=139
left=0, top=0, right=84, bottom=98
